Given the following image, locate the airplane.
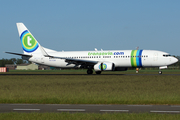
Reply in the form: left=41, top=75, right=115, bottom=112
left=6, top=23, right=178, bottom=74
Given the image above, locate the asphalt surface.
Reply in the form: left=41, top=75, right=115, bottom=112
left=0, top=74, right=180, bottom=76
left=1, top=104, right=180, bottom=113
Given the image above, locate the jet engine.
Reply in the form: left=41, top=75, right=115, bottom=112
left=94, top=62, right=115, bottom=71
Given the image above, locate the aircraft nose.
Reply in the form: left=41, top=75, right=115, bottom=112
left=173, top=57, right=178, bottom=63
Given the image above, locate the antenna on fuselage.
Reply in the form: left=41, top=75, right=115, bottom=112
left=95, top=48, right=98, bottom=51
left=136, top=46, right=139, bottom=50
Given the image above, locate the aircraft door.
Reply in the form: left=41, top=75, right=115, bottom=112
left=153, top=53, right=158, bottom=61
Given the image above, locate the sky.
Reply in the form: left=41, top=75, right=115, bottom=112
left=1, top=0, right=180, bottom=59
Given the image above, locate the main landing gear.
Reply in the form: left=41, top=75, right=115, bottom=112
left=87, top=69, right=93, bottom=74
left=87, top=69, right=102, bottom=74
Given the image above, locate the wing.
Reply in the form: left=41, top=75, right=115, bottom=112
left=40, top=45, right=98, bottom=66
left=48, top=55, right=98, bottom=66
left=39, top=45, right=98, bottom=66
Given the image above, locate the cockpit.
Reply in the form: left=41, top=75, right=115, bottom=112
left=163, top=54, right=172, bottom=57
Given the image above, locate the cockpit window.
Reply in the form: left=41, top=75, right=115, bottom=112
left=163, top=54, right=171, bottom=57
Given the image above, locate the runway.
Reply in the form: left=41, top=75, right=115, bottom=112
left=0, top=74, right=180, bottom=76
left=1, top=104, right=180, bottom=113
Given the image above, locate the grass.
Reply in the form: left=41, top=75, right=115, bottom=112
left=0, top=69, right=180, bottom=75
left=0, top=70, right=180, bottom=120
left=0, top=70, right=180, bottom=104
left=0, top=113, right=180, bottom=120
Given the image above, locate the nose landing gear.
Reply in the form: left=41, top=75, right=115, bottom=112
left=159, top=71, right=162, bottom=74
left=159, top=66, right=167, bottom=75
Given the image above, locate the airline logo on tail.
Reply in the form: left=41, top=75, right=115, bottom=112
left=20, top=30, right=39, bottom=53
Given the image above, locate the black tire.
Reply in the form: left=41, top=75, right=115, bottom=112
left=87, top=69, right=93, bottom=74
left=95, top=71, right=101, bottom=74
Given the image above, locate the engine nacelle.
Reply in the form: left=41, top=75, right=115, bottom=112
left=94, top=62, right=115, bottom=71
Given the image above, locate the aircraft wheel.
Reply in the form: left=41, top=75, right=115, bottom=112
left=95, top=71, right=101, bottom=74
left=159, top=71, right=162, bottom=74
left=87, top=69, right=93, bottom=74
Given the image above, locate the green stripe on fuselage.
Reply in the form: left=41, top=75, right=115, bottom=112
left=131, top=50, right=137, bottom=67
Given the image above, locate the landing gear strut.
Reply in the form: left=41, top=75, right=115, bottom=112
left=87, top=69, right=93, bottom=74
left=159, top=66, right=167, bottom=74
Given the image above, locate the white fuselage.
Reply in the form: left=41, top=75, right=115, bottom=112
left=28, top=50, right=178, bottom=69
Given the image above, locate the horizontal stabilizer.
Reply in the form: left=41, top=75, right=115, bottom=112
left=5, top=52, right=32, bottom=57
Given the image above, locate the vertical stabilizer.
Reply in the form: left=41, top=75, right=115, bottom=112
left=16, top=23, right=42, bottom=55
